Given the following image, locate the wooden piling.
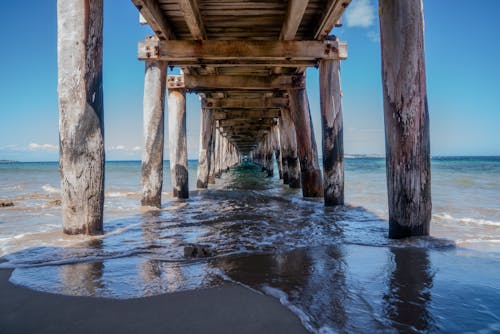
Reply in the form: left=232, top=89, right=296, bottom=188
left=196, top=107, right=213, bottom=188
left=57, top=0, right=104, bottom=235
left=208, top=125, right=216, bottom=184
left=379, top=0, right=431, bottom=238
left=280, top=107, right=301, bottom=188
left=319, top=59, right=344, bottom=206
left=273, top=125, right=283, bottom=179
left=141, top=60, right=166, bottom=207
left=265, top=134, right=274, bottom=177
left=168, top=88, right=189, bottom=198
left=289, top=89, right=322, bottom=197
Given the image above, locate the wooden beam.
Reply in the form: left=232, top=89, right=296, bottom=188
left=138, top=40, right=348, bottom=62
left=280, top=0, right=309, bottom=40
left=213, top=110, right=280, bottom=120
left=314, top=0, right=351, bottom=40
left=131, top=0, right=175, bottom=40
left=204, top=97, right=288, bottom=109
left=180, top=74, right=305, bottom=91
left=220, top=119, right=275, bottom=127
left=178, top=0, right=206, bottom=40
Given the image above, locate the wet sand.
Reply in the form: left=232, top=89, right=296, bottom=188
left=0, top=267, right=308, bottom=334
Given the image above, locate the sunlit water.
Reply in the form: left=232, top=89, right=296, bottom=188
left=1, top=158, right=499, bottom=333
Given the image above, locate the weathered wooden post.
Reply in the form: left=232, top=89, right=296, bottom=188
left=289, top=89, right=322, bottom=197
left=196, top=106, right=213, bottom=188
left=57, top=0, right=104, bottom=235
left=208, top=125, right=216, bottom=184
left=214, top=129, right=222, bottom=177
left=379, top=0, right=431, bottom=238
left=272, top=125, right=283, bottom=179
left=141, top=61, right=166, bottom=207
left=265, top=134, right=274, bottom=177
left=280, top=107, right=301, bottom=188
left=168, top=87, right=189, bottom=198
left=319, top=59, right=344, bottom=205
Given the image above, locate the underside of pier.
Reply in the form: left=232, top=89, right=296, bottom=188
left=57, top=0, right=431, bottom=239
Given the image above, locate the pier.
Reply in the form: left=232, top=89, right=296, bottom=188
left=57, top=0, right=431, bottom=239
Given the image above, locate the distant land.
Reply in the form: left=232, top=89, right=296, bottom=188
left=0, top=160, right=18, bottom=163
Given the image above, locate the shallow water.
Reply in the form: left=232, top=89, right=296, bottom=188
left=1, top=158, right=500, bottom=333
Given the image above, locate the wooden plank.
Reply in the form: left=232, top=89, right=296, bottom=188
left=204, top=97, right=288, bottom=109
left=280, top=0, right=309, bottom=40
left=181, top=74, right=305, bottom=91
left=314, top=0, right=351, bottom=40
left=131, top=0, right=175, bottom=40
left=178, top=0, right=207, bottom=40
left=138, top=40, right=348, bottom=62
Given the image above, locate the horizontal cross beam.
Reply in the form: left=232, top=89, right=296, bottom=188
left=139, top=40, right=348, bottom=63
left=213, top=110, right=280, bottom=120
left=204, top=97, right=288, bottom=109
left=168, top=74, right=305, bottom=91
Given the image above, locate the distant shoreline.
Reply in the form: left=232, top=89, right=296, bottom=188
left=1, top=156, right=499, bottom=164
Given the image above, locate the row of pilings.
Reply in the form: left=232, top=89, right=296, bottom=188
left=56, top=0, right=431, bottom=239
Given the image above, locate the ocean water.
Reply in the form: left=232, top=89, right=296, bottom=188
left=0, top=157, right=499, bottom=333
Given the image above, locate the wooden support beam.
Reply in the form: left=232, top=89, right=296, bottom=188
left=219, top=119, right=275, bottom=127
left=320, top=59, right=344, bottom=206
left=289, top=89, right=323, bottom=197
left=280, top=0, right=310, bottom=40
left=57, top=0, right=104, bottom=235
left=213, top=110, right=280, bottom=120
left=314, top=0, right=352, bottom=40
left=131, top=0, right=175, bottom=40
left=168, top=88, right=189, bottom=198
left=178, top=74, right=305, bottom=91
left=204, top=97, right=288, bottom=109
left=280, top=107, right=301, bottom=188
left=379, top=0, right=431, bottom=238
left=138, top=40, right=348, bottom=62
left=196, top=108, right=213, bottom=188
left=178, top=0, right=206, bottom=40
left=141, top=61, right=167, bottom=207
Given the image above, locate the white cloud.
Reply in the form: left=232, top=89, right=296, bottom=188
left=131, top=146, right=141, bottom=151
left=27, top=143, right=58, bottom=151
left=345, top=0, right=376, bottom=28
left=110, top=145, right=127, bottom=151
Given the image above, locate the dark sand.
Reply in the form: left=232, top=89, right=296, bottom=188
left=0, top=268, right=308, bottom=334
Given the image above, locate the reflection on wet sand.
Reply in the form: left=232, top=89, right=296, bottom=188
left=60, top=239, right=104, bottom=296
left=384, top=247, right=434, bottom=332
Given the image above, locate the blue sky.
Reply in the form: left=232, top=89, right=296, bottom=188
left=0, top=0, right=499, bottom=161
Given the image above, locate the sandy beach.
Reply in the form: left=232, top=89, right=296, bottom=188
left=0, top=266, right=308, bottom=334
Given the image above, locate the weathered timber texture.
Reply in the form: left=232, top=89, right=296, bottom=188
left=208, top=125, right=217, bottom=184
left=196, top=108, right=213, bottom=188
left=57, top=0, right=104, bottom=235
left=379, top=0, right=431, bottom=238
left=168, top=88, right=189, bottom=198
left=280, top=107, right=301, bottom=188
left=289, top=89, right=322, bottom=197
left=265, top=134, right=274, bottom=177
left=320, top=60, right=344, bottom=206
left=138, top=40, right=348, bottom=63
left=273, top=125, right=283, bottom=179
left=141, top=61, right=166, bottom=207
